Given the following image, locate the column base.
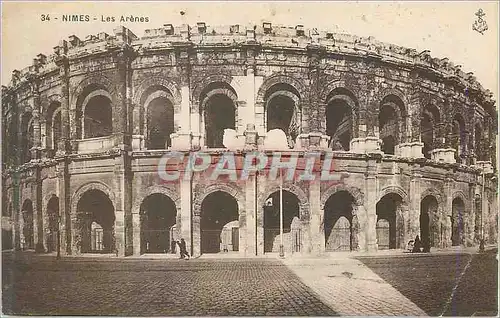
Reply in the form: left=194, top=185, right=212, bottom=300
left=395, top=142, right=424, bottom=158
left=131, top=135, right=145, bottom=151
left=170, top=132, right=203, bottom=151
left=430, top=148, right=456, bottom=163
left=475, top=161, right=494, bottom=174
left=350, top=137, right=382, bottom=154
left=243, top=124, right=258, bottom=150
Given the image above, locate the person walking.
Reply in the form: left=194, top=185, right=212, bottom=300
left=177, top=238, right=190, bottom=260
left=412, top=235, right=422, bottom=253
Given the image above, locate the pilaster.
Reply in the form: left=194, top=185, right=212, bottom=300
left=244, top=174, right=257, bottom=256
left=408, top=165, right=422, bottom=243
left=309, top=179, right=322, bottom=254
left=364, top=158, right=378, bottom=251
left=54, top=42, right=70, bottom=154
left=180, top=177, right=192, bottom=256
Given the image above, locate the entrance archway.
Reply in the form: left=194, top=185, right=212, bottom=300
left=324, top=191, right=358, bottom=251
left=21, top=199, right=34, bottom=250
left=204, top=95, right=236, bottom=148
left=46, top=196, right=59, bottom=253
left=376, top=193, right=404, bottom=249
left=76, top=189, right=115, bottom=253
left=263, top=190, right=300, bottom=253
left=84, top=95, right=112, bottom=138
left=452, top=197, right=465, bottom=246
left=200, top=191, right=239, bottom=253
left=140, top=193, right=177, bottom=253
left=420, top=195, right=439, bottom=249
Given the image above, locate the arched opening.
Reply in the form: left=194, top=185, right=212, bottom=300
left=21, top=199, right=34, bottom=250
left=21, top=113, right=33, bottom=163
left=6, top=120, right=17, bottom=166
left=475, top=123, right=486, bottom=161
left=46, top=196, right=59, bottom=253
left=326, top=90, right=356, bottom=151
left=420, top=195, right=439, bottom=250
left=376, top=193, right=404, bottom=249
left=146, top=97, right=175, bottom=150
left=474, top=195, right=482, bottom=242
left=53, top=112, right=62, bottom=152
left=451, top=115, right=466, bottom=163
left=421, top=105, right=440, bottom=159
left=140, top=193, right=177, bottom=254
left=76, top=189, right=115, bottom=253
left=379, top=96, right=405, bottom=155
left=324, top=191, right=358, bottom=251
left=265, top=84, right=300, bottom=149
left=204, top=95, right=236, bottom=148
left=84, top=95, right=112, bottom=138
left=200, top=191, right=239, bottom=253
left=452, top=197, right=465, bottom=246
left=263, top=190, right=301, bottom=253
left=46, top=102, right=61, bottom=152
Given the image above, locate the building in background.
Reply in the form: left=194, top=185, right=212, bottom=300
left=1, top=23, right=497, bottom=256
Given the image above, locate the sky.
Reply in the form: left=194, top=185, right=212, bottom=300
left=1, top=1, right=498, bottom=101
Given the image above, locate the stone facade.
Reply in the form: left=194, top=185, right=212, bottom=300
left=1, top=23, right=498, bottom=256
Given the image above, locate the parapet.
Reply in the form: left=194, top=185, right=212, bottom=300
left=4, top=23, right=496, bottom=106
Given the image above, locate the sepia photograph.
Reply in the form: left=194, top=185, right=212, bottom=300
left=1, top=1, right=498, bottom=316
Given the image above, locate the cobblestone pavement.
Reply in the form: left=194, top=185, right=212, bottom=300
left=2, top=253, right=337, bottom=316
left=282, top=256, right=427, bottom=316
left=357, top=248, right=498, bottom=316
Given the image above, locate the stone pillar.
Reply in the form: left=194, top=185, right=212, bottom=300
left=180, top=177, right=192, bottom=256
left=12, top=175, right=21, bottom=250
left=19, top=210, right=25, bottom=250
left=54, top=43, right=71, bottom=154
left=114, top=210, right=125, bottom=256
left=408, top=166, right=422, bottom=243
left=132, top=213, right=141, bottom=256
left=244, top=174, right=257, bottom=256
left=364, top=159, right=378, bottom=251
left=56, top=160, right=70, bottom=255
left=172, top=47, right=194, bottom=150
left=112, top=154, right=128, bottom=257
left=70, top=213, right=79, bottom=255
left=256, top=174, right=265, bottom=256
left=31, top=89, right=42, bottom=161
left=444, top=177, right=453, bottom=248
left=113, top=50, right=130, bottom=148
left=34, top=167, right=44, bottom=252
left=309, top=179, right=322, bottom=254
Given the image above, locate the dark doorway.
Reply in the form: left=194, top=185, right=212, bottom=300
left=263, top=190, right=300, bottom=253
left=326, top=101, right=352, bottom=151
left=84, top=95, right=112, bottom=138
left=21, top=200, right=34, bottom=250
left=147, top=97, right=175, bottom=149
left=77, top=190, right=115, bottom=253
left=205, top=95, right=236, bottom=148
left=324, top=191, right=357, bottom=251
left=140, top=194, right=177, bottom=253
left=420, top=195, right=440, bottom=248
left=452, top=197, right=465, bottom=246
left=200, top=191, right=239, bottom=253
left=376, top=193, right=404, bottom=249
left=46, top=196, right=59, bottom=253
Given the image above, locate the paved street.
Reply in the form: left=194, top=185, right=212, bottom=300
left=282, top=256, right=426, bottom=316
left=356, top=249, right=498, bottom=316
left=2, top=253, right=336, bottom=316
left=2, top=249, right=497, bottom=316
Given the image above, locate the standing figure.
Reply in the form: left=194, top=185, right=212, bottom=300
left=412, top=235, right=422, bottom=253
left=177, top=238, right=190, bottom=260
